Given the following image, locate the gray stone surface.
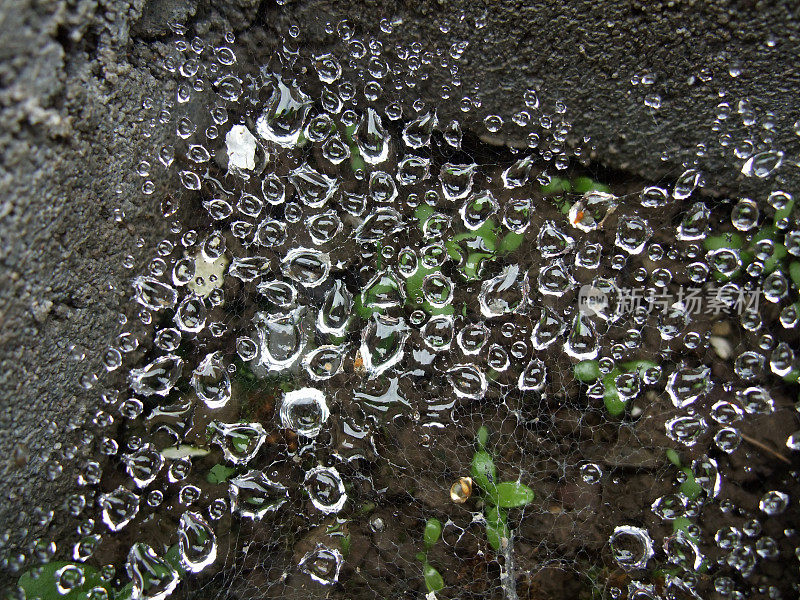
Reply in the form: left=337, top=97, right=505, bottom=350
left=1, top=0, right=798, bottom=586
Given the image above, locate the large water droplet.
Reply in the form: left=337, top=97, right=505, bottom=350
left=447, top=364, right=488, bottom=400
left=209, top=421, right=266, bottom=465
left=440, top=162, right=477, bottom=201
left=303, top=344, right=347, bottom=380
left=123, top=445, right=164, bottom=488
left=532, top=306, right=566, bottom=350
left=129, top=354, right=183, bottom=397
left=255, top=76, right=312, bottom=147
left=133, top=277, right=178, bottom=311
left=501, top=155, right=534, bottom=188
left=280, top=387, right=329, bottom=437
left=299, top=544, right=343, bottom=585
left=609, top=526, right=654, bottom=570
left=402, top=110, right=437, bottom=148
left=666, top=365, right=712, bottom=408
left=459, top=190, right=498, bottom=230
left=289, top=164, right=339, bottom=208
left=354, top=108, right=391, bottom=164
left=360, top=314, right=409, bottom=376
left=479, top=265, right=529, bottom=318
left=229, top=470, right=288, bottom=519
left=281, top=247, right=331, bottom=287
left=741, top=150, right=783, bottom=178
left=99, top=487, right=140, bottom=532
left=178, top=511, right=217, bottom=573
left=191, top=352, right=231, bottom=409
left=127, top=543, right=179, bottom=600
left=304, top=466, right=347, bottom=514
left=254, top=308, right=307, bottom=372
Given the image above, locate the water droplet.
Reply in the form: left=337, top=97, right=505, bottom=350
left=479, top=265, right=529, bottom=318
left=129, top=354, right=183, bottom=397
left=281, top=248, right=331, bottom=287
left=229, top=470, right=288, bottom=519
left=133, top=277, right=178, bottom=311
left=741, top=150, right=783, bottom=178
left=354, top=108, right=391, bottom=164
left=255, top=76, right=312, bottom=147
left=99, top=487, right=140, bottom=532
left=210, top=421, right=266, bottom=465
left=289, top=164, right=339, bottom=208
left=440, top=162, right=477, bottom=201
left=126, top=543, right=179, bottom=600
left=299, top=544, right=343, bottom=585
left=609, top=526, right=654, bottom=570
left=280, top=387, right=329, bottom=437
left=178, top=511, right=217, bottom=573
left=304, top=466, right=347, bottom=513
left=402, top=109, right=437, bottom=148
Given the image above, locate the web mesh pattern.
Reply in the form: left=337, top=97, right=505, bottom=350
left=7, top=9, right=800, bottom=600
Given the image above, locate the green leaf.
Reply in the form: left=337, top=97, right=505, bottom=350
left=619, top=360, right=657, bottom=376
left=453, top=219, right=498, bottom=252
left=666, top=449, right=681, bottom=467
left=415, top=551, right=427, bottom=562
left=414, top=204, right=436, bottom=230
left=774, top=198, right=795, bottom=225
left=498, top=232, right=524, bottom=254
left=603, top=385, right=624, bottom=416
left=680, top=467, right=702, bottom=500
left=207, top=464, right=235, bottom=485
left=115, top=582, right=134, bottom=600
left=341, top=535, right=351, bottom=558
left=164, top=544, right=186, bottom=576
left=494, top=481, right=535, bottom=508
left=571, top=176, right=611, bottom=195
left=763, top=242, right=787, bottom=274
left=476, top=426, right=489, bottom=449
left=18, top=562, right=111, bottom=600
left=789, top=261, right=800, bottom=287
left=423, top=563, right=445, bottom=592
left=349, top=151, right=365, bottom=173
left=602, top=369, right=625, bottom=416
left=703, top=232, right=744, bottom=251
left=540, top=176, right=571, bottom=195
left=462, top=252, right=492, bottom=280
left=444, top=240, right=463, bottom=262
left=672, top=516, right=698, bottom=542
left=485, top=505, right=509, bottom=551
left=424, top=518, right=442, bottom=548
left=470, top=450, right=497, bottom=493
left=574, top=360, right=600, bottom=382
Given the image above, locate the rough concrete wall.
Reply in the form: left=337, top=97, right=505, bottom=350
left=0, top=0, right=798, bottom=581
left=0, top=0, right=179, bottom=562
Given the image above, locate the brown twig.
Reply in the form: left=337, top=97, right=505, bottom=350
left=740, top=432, right=791, bottom=465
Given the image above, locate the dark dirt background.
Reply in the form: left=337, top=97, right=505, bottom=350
left=2, top=0, right=800, bottom=586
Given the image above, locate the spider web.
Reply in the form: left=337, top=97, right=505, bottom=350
left=16, top=8, right=800, bottom=600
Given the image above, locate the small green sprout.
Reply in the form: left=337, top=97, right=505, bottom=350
left=207, top=463, right=235, bottom=484
left=422, top=563, right=445, bottom=593
left=340, top=534, right=352, bottom=558
left=417, top=517, right=445, bottom=593
left=666, top=449, right=701, bottom=500
left=423, top=518, right=442, bottom=549
left=571, top=176, right=611, bottom=195
left=18, top=562, right=112, bottom=600
left=540, top=176, right=571, bottom=195
left=470, top=428, right=534, bottom=551
left=573, top=359, right=657, bottom=416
